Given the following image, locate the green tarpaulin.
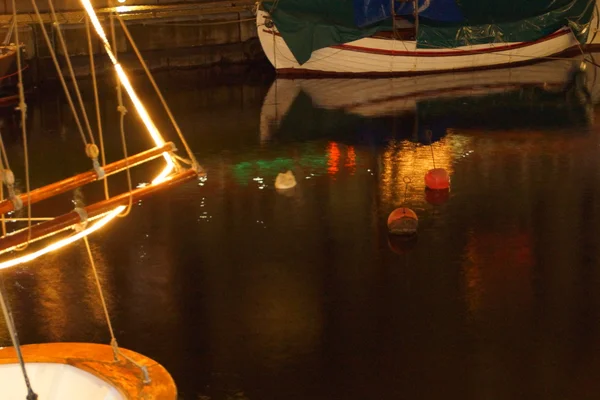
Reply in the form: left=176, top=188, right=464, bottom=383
left=263, top=0, right=391, bottom=64
left=263, top=0, right=595, bottom=65
left=418, top=0, right=595, bottom=49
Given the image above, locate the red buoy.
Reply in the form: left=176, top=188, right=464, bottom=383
left=425, top=168, right=450, bottom=190
left=387, top=207, right=418, bottom=236
left=425, top=188, right=450, bottom=205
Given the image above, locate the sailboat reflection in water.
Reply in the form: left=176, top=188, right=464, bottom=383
left=259, top=54, right=600, bottom=220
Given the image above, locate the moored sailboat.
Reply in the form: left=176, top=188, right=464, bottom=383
left=256, top=0, right=600, bottom=76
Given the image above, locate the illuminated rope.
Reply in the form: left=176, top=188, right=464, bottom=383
left=0, top=206, right=125, bottom=270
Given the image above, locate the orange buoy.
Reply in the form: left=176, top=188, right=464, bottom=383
left=425, top=188, right=450, bottom=205
left=424, top=168, right=450, bottom=190
left=388, top=234, right=418, bottom=254
left=387, top=207, right=418, bottom=236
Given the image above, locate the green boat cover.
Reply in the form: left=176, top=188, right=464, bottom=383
left=262, top=0, right=595, bottom=65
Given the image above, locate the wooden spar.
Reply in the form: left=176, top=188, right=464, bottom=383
left=0, top=142, right=176, bottom=216
left=0, top=168, right=197, bottom=253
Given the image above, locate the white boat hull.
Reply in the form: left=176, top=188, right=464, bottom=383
left=1, top=363, right=123, bottom=400
left=0, top=343, right=177, bottom=400
left=257, top=9, right=591, bottom=76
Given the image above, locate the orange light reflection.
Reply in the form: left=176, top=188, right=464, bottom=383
left=327, top=142, right=340, bottom=175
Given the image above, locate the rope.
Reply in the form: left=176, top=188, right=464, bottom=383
left=12, top=1, right=31, bottom=251
left=116, top=16, right=203, bottom=173
left=29, top=0, right=89, bottom=149
left=0, top=126, right=9, bottom=171
left=426, top=129, right=436, bottom=169
left=272, top=21, right=277, bottom=69
left=0, top=129, right=21, bottom=211
left=86, top=16, right=109, bottom=199
left=0, top=183, right=5, bottom=237
left=46, top=0, right=107, bottom=178
left=1, top=0, right=36, bottom=374
left=0, top=287, right=37, bottom=399
left=47, top=0, right=96, bottom=146
left=0, top=133, right=7, bottom=236
left=403, top=176, right=411, bottom=204
left=110, top=13, right=133, bottom=217
left=83, top=237, right=116, bottom=349
left=83, top=236, right=150, bottom=383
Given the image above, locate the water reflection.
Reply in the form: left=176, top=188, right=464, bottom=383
left=0, top=56, right=600, bottom=399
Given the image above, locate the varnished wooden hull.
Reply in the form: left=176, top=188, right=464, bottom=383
left=0, top=343, right=177, bottom=399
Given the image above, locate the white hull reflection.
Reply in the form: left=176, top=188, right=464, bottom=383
left=260, top=55, right=600, bottom=143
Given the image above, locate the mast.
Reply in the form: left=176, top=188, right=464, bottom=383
left=413, top=0, right=419, bottom=41
left=391, top=0, right=397, bottom=38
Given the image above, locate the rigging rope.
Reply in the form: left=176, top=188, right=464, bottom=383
left=116, top=16, right=201, bottom=171
left=426, top=129, right=436, bottom=169
left=47, top=0, right=96, bottom=147
left=110, top=13, right=133, bottom=217
left=45, top=0, right=106, bottom=179
left=0, top=129, right=21, bottom=212
left=83, top=236, right=150, bottom=383
left=6, top=6, right=35, bottom=397
left=13, top=1, right=31, bottom=251
left=29, top=0, right=89, bottom=149
left=86, top=16, right=110, bottom=199
left=403, top=176, right=411, bottom=204
left=0, top=287, right=37, bottom=399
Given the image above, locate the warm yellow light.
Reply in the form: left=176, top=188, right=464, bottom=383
left=80, top=0, right=173, bottom=176
left=0, top=210, right=118, bottom=257
left=79, top=0, right=110, bottom=47
left=117, top=0, right=126, bottom=3
left=0, top=206, right=125, bottom=270
left=113, top=64, right=163, bottom=146
left=152, top=159, right=175, bottom=185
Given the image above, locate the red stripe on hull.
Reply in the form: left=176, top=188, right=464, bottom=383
left=262, top=28, right=569, bottom=58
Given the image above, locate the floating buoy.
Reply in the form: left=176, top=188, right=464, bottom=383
left=425, top=187, right=450, bottom=205
left=424, top=168, right=450, bottom=190
left=388, top=234, right=418, bottom=255
left=275, top=170, right=296, bottom=190
left=387, top=207, right=418, bottom=236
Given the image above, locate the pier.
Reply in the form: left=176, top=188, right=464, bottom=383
left=0, top=1, right=261, bottom=82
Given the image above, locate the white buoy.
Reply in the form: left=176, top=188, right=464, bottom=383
left=275, top=170, right=297, bottom=190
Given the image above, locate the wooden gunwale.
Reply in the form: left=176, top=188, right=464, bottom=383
left=0, top=342, right=177, bottom=399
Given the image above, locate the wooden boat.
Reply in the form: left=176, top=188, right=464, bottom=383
left=0, top=343, right=176, bottom=399
left=256, top=0, right=600, bottom=76
left=0, top=2, right=201, bottom=399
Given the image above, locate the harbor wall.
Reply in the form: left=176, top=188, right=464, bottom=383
left=0, top=1, right=265, bottom=82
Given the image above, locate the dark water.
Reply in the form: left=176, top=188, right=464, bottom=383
left=2, top=57, right=600, bottom=399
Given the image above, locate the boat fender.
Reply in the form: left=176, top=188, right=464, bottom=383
left=275, top=170, right=296, bottom=190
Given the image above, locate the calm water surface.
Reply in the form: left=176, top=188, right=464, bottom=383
left=1, top=58, right=600, bottom=399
